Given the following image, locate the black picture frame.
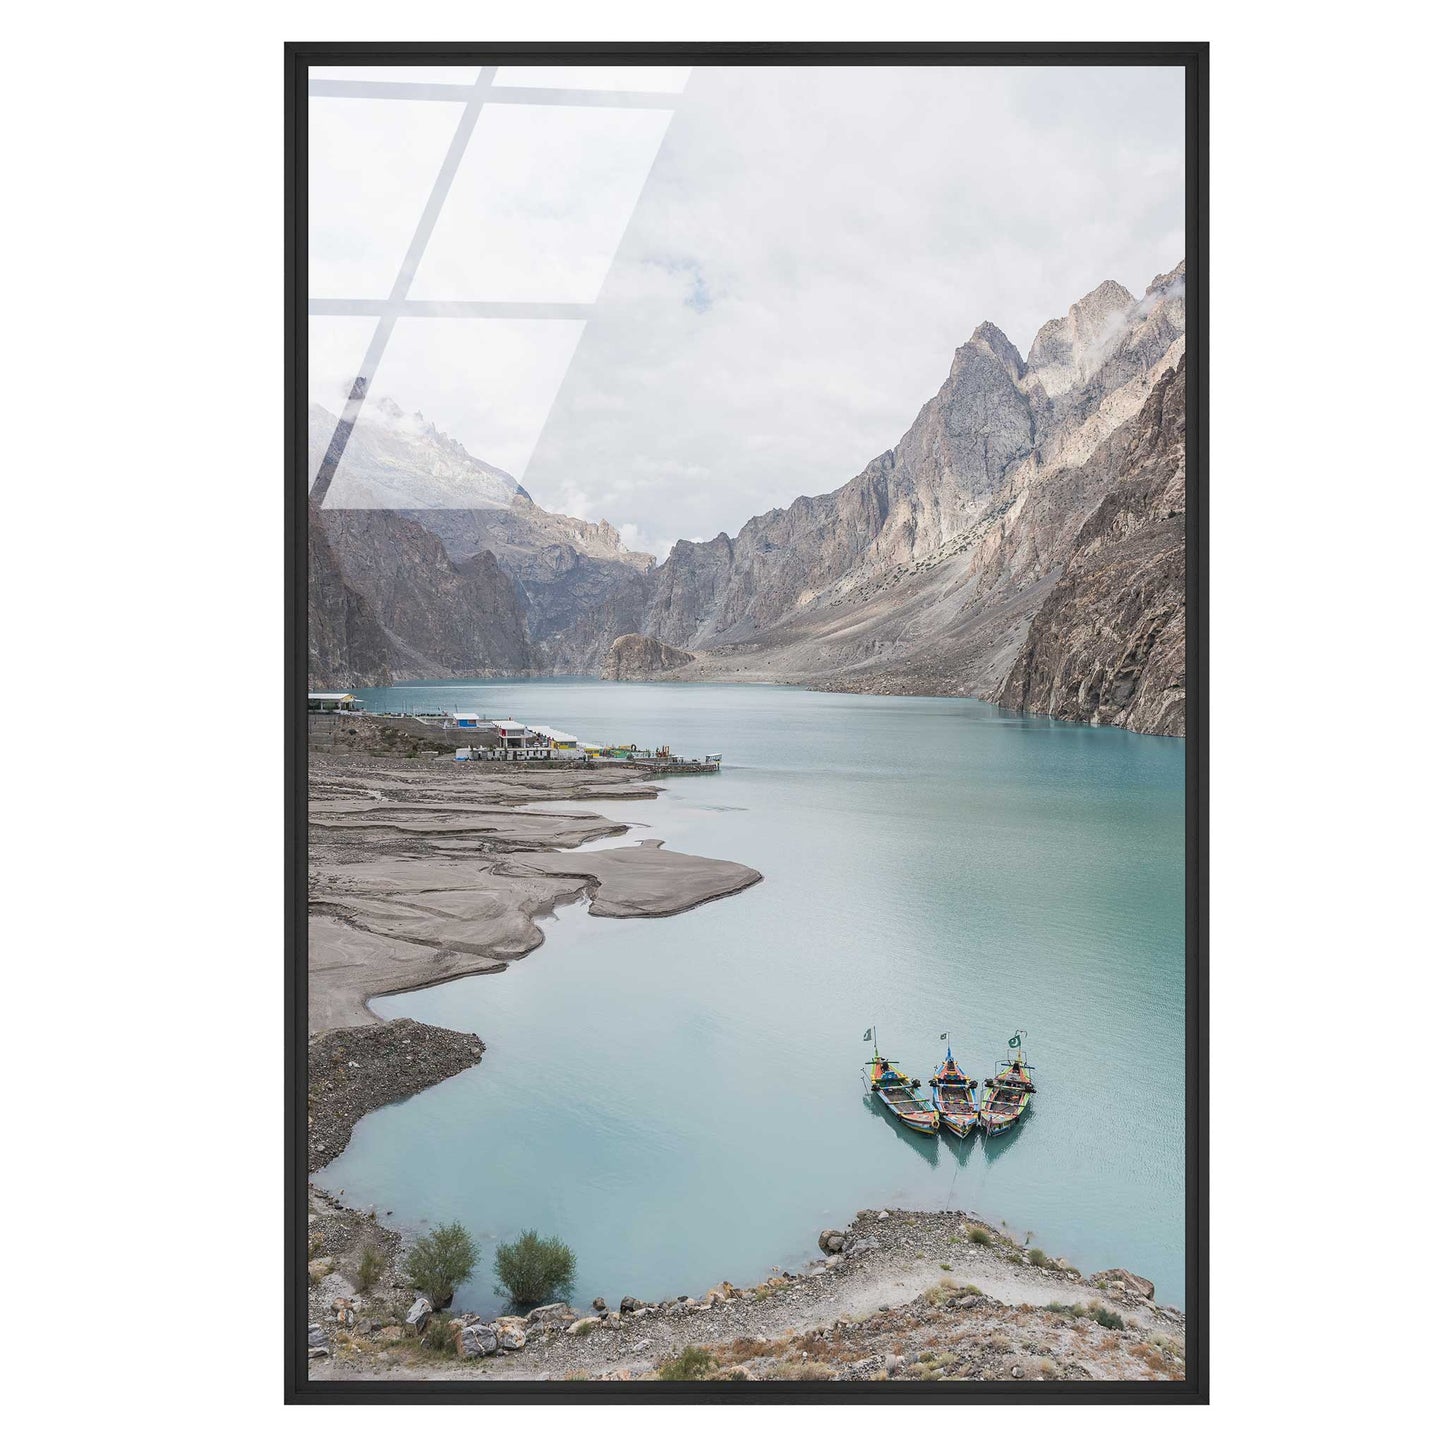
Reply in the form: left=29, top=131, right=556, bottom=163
left=286, top=39, right=1208, bottom=1405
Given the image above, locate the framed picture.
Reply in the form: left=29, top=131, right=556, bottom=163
left=288, top=40, right=1207, bottom=1404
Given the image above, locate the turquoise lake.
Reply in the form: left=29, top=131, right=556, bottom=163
left=315, top=679, right=1186, bottom=1310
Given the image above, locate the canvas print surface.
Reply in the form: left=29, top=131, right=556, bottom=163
left=301, top=57, right=1196, bottom=1392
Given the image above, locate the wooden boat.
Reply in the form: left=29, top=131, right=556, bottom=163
left=979, top=1031, right=1038, bottom=1138
left=862, top=1030, right=938, bottom=1135
left=928, top=1037, right=980, bottom=1139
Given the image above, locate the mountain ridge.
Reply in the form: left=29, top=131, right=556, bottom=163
left=309, top=264, right=1188, bottom=734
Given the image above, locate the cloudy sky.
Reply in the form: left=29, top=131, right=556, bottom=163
left=309, top=65, right=1184, bottom=559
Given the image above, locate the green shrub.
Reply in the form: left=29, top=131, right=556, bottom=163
left=358, top=1244, right=385, bottom=1294
left=967, top=1226, right=991, bottom=1245
left=658, top=1346, right=716, bottom=1381
left=1044, top=1300, right=1088, bottom=1318
left=421, top=1314, right=454, bottom=1352
left=1090, top=1305, right=1126, bottom=1330
left=1028, top=1247, right=1048, bottom=1266
left=494, top=1229, right=577, bottom=1309
left=405, top=1222, right=479, bottom=1306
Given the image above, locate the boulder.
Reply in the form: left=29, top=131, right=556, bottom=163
left=404, top=1297, right=433, bottom=1334
left=307, top=1323, right=327, bottom=1349
left=494, top=1316, right=528, bottom=1350
left=526, top=1302, right=574, bottom=1329
left=566, top=1316, right=601, bottom=1336
left=307, top=1346, right=329, bottom=1360
left=1089, top=1268, right=1155, bottom=1299
left=455, top=1322, right=499, bottom=1359
left=592, top=1297, right=608, bottom=1313
left=331, top=1296, right=356, bottom=1328
left=819, top=1229, right=847, bottom=1254
left=619, top=1296, right=644, bottom=1314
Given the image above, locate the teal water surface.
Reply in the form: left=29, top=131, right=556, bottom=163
left=315, top=680, right=1185, bottom=1310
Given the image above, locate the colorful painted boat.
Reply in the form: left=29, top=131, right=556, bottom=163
left=862, top=1029, right=939, bottom=1135
left=928, top=1036, right=980, bottom=1139
left=979, top=1031, right=1038, bottom=1138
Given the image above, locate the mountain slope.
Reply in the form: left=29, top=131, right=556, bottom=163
left=311, top=401, right=653, bottom=643
left=994, top=359, right=1186, bottom=736
left=550, top=263, right=1186, bottom=727
left=308, top=505, right=532, bottom=683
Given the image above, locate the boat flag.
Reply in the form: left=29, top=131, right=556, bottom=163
left=863, top=1028, right=872, bottom=1042
left=1009, top=1032, right=1021, bottom=1048
left=939, top=1032, right=948, bottom=1040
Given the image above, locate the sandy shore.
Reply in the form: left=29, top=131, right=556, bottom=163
left=308, top=744, right=762, bottom=1031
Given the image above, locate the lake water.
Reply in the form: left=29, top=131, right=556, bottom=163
left=315, top=679, right=1186, bottom=1310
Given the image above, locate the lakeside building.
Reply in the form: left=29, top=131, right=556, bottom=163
left=532, top=725, right=580, bottom=753
left=448, top=711, right=482, bottom=729
left=308, top=692, right=363, bottom=713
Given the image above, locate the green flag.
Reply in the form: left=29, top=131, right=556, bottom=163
left=863, top=1028, right=872, bottom=1042
left=1009, top=1033, right=1021, bottom=1049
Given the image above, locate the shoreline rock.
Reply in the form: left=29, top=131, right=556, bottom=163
left=308, top=1019, right=484, bottom=1172
left=306, top=1201, right=1185, bottom=1384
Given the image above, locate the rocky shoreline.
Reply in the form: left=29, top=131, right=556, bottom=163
left=308, top=1020, right=485, bottom=1172
left=306, top=1199, right=1183, bottom=1383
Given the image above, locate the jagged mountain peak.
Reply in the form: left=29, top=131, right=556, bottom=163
left=1025, top=264, right=1182, bottom=398
left=955, top=321, right=1025, bottom=379
left=310, top=398, right=525, bottom=512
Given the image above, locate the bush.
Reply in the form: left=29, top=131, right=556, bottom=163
left=1028, top=1247, right=1049, bottom=1267
left=421, top=1314, right=454, bottom=1352
left=494, top=1229, right=576, bottom=1310
left=1091, top=1305, right=1126, bottom=1331
left=658, top=1346, right=716, bottom=1381
left=405, top=1222, right=479, bottom=1306
left=967, top=1226, right=991, bottom=1245
left=358, top=1244, right=385, bottom=1294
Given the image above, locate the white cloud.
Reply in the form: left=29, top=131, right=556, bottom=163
left=366, top=318, right=586, bottom=480
left=493, top=66, right=692, bottom=94
left=308, top=97, right=462, bottom=297
left=521, top=65, right=1186, bottom=545
left=409, top=104, right=676, bottom=304
left=308, top=66, right=1185, bottom=549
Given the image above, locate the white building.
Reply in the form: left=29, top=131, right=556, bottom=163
left=308, top=692, right=362, bottom=713
left=532, top=725, right=580, bottom=753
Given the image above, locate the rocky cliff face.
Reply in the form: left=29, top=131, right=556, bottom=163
left=601, top=634, right=697, bottom=681
left=311, top=402, right=653, bottom=652
left=994, top=359, right=1186, bottom=736
left=307, top=500, right=393, bottom=689
left=308, top=504, right=533, bottom=682
left=549, top=263, right=1187, bottom=733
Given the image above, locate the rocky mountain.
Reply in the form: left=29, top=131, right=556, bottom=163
left=994, top=359, right=1186, bottom=735
left=309, top=398, right=522, bottom=513
left=307, top=503, right=532, bottom=687
left=310, top=401, right=654, bottom=656
left=601, top=634, right=696, bottom=681
left=307, top=501, right=394, bottom=689
left=547, top=263, right=1187, bottom=732
left=307, top=265, right=1189, bottom=734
